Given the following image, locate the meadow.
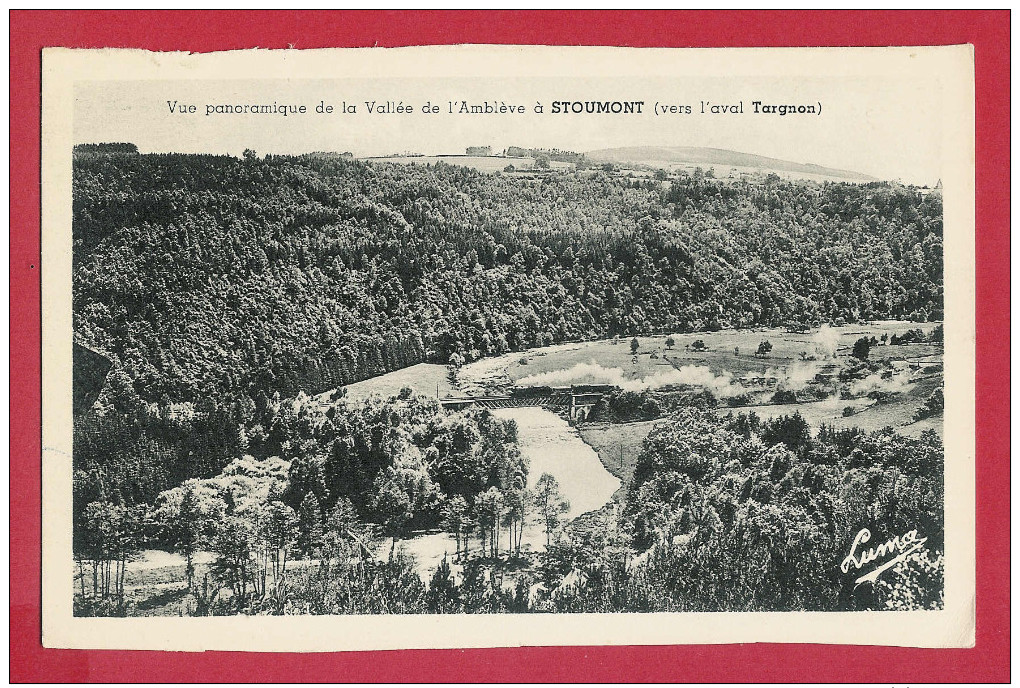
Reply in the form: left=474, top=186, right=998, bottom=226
left=359, top=155, right=573, bottom=172
left=325, top=362, right=453, bottom=402
left=459, top=322, right=941, bottom=392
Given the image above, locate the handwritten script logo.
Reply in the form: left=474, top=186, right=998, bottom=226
left=840, top=528, right=927, bottom=586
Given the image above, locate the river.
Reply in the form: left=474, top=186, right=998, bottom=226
left=493, top=407, right=620, bottom=518
left=392, top=407, right=620, bottom=578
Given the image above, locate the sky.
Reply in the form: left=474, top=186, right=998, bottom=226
left=74, top=74, right=947, bottom=185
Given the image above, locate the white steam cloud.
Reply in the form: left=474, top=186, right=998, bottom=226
left=851, top=370, right=912, bottom=396
left=517, top=361, right=741, bottom=396
left=812, top=324, right=840, bottom=359
left=766, top=361, right=825, bottom=390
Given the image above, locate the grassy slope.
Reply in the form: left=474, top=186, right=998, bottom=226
left=327, top=363, right=454, bottom=402
left=578, top=376, right=943, bottom=494
left=718, top=378, right=943, bottom=439
left=826, top=375, right=943, bottom=438
left=466, top=323, right=941, bottom=390
left=577, top=420, right=659, bottom=498
left=585, top=146, right=875, bottom=182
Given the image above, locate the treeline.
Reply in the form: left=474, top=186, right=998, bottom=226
left=609, top=409, right=943, bottom=611
left=74, top=390, right=531, bottom=614
left=76, top=402, right=944, bottom=615
left=73, top=142, right=139, bottom=155
left=75, top=384, right=526, bottom=522
left=73, top=152, right=942, bottom=409
left=505, top=146, right=588, bottom=164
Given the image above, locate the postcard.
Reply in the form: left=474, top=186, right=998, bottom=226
left=41, top=44, right=975, bottom=651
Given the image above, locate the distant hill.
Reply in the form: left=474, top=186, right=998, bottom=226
left=586, top=146, right=876, bottom=182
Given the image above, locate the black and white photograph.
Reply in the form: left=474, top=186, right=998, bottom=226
left=41, top=45, right=975, bottom=650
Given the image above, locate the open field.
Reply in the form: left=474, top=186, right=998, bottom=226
left=459, top=321, right=941, bottom=394
left=664, top=162, right=871, bottom=185
left=361, top=155, right=573, bottom=173
left=326, top=363, right=453, bottom=402
left=577, top=420, right=660, bottom=496
left=585, top=146, right=876, bottom=183
left=719, top=376, right=943, bottom=439
left=328, top=321, right=942, bottom=438
left=820, top=374, right=943, bottom=437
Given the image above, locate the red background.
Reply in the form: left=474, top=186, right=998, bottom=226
left=9, top=10, right=1009, bottom=683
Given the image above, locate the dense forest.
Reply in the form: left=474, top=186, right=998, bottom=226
left=74, top=151, right=942, bottom=407
left=71, top=150, right=944, bottom=616
left=75, top=390, right=944, bottom=615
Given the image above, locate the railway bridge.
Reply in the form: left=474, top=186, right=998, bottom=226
left=439, top=389, right=606, bottom=421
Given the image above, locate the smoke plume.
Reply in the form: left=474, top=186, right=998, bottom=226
left=850, top=370, right=912, bottom=396
left=517, top=361, right=740, bottom=396
left=812, top=324, right=840, bottom=359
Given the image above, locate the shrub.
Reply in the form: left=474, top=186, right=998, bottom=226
left=725, top=394, right=753, bottom=408
left=890, top=328, right=926, bottom=345
left=852, top=337, right=872, bottom=361
left=912, top=388, right=944, bottom=421
left=770, top=389, right=797, bottom=404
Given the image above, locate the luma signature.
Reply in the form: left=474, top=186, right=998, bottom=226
left=840, top=527, right=928, bottom=586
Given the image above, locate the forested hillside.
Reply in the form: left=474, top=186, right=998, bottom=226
left=74, top=152, right=941, bottom=405
left=71, top=151, right=945, bottom=616
left=72, top=151, right=941, bottom=495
